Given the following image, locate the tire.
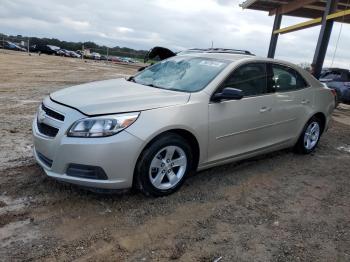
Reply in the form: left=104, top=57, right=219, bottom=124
left=294, top=116, right=322, bottom=154
left=134, top=133, right=193, bottom=197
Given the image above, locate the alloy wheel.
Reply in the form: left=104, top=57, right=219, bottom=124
left=304, top=121, right=320, bottom=150
left=149, top=146, right=187, bottom=190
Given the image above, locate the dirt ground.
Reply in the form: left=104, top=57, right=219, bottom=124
left=0, top=50, right=350, bottom=262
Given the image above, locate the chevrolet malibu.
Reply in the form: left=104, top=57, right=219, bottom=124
left=33, top=51, right=335, bottom=196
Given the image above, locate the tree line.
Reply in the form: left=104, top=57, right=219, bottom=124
left=0, top=33, right=149, bottom=59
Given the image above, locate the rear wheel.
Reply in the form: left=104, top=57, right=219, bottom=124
left=294, top=117, right=322, bottom=154
left=134, top=133, right=193, bottom=197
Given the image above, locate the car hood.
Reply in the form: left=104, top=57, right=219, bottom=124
left=50, top=78, right=190, bottom=115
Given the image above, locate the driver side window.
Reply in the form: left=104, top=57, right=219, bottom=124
left=220, top=63, right=269, bottom=97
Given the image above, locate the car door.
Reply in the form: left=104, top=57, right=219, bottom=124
left=208, top=62, right=276, bottom=163
left=270, top=63, right=313, bottom=142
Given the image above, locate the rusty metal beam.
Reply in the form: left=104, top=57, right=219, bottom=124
left=320, top=0, right=350, bottom=8
left=269, top=0, right=319, bottom=15
left=304, top=4, right=326, bottom=11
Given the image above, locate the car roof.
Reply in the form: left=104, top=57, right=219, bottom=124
left=179, top=52, right=254, bottom=61
left=181, top=48, right=254, bottom=55
left=179, top=52, right=299, bottom=68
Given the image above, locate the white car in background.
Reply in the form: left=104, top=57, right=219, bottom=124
left=90, top=52, right=101, bottom=60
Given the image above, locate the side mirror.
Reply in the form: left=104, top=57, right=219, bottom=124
left=212, top=87, right=244, bottom=102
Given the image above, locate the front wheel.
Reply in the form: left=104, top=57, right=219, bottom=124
left=294, top=117, right=322, bottom=154
left=134, top=133, right=193, bottom=197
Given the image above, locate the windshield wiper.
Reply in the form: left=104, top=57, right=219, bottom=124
left=142, top=83, right=182, bottom=91
left=144, top=83, right=162, bottom=88
left=131, top=80, right=163, bottom=89
left=127, top=76, right=136, bottom=82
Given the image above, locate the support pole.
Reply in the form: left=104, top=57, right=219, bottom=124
left=312, top=0, right=338, bottom=79
left=267, top=13, right=282, bottom=58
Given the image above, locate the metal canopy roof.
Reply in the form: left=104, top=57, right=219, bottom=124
left=240, top=0, right=350, bottom=23
left=240, top=0, right=349, bottom=78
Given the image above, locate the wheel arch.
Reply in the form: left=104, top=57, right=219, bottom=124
left=296, top=111, right=327, bottom=143
left=294, top=111, right=327, bottom=154
left=133, top=128, right=200, bottom=179
left=313, top=112, right=326, bottom=133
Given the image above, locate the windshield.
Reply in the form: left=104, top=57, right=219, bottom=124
left=133, top=56, right=229, bottom=92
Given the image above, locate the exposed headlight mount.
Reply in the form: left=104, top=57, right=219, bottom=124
left=67, top=112, right=140, bottom=137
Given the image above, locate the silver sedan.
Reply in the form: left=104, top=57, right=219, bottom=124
left=33, top=52, right=335, bottom=196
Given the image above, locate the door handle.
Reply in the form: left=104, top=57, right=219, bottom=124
left=301, top=99, right=310, bottom=105
left=260, top=106, right=272, bottom=113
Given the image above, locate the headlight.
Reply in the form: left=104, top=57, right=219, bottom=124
left=67, top=112, right=140, bottom=137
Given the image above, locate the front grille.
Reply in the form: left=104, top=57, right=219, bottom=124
left=37, top=122, right=59, bottom=137
left=37, top=151, right=53, bottom=168
left=42, top=104, right=65, bottom=121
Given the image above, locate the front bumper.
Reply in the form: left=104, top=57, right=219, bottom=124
left=32, top=98, right=144, bottom=189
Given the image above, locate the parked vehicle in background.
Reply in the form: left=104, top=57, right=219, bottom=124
left=100, top=55, right=108, bottom=61
left=90, top=52, right=101, bottom=60
left=31, top=44, right=60, bottom=55
left=119, top=57, right=137, bottom=63
left=119, top=57, right=129, bottom=63
left=56, top=49, right=71, bottom=57
left=110, top=56, right=123, bottom=62
left=3, top=41, right=27, bottom=52
left=67, top=51, right=81, bottom=58
left=320, top=68, right=350, bottom=105
left=33, top=51, right=335, bottom=197
left=128, top=58, right=138, bottom=63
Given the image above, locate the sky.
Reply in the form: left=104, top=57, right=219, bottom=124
left=1, top=0, right=349, bottom=68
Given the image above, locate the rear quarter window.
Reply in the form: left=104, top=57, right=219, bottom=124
left=271, top=64, right=308, bottom=92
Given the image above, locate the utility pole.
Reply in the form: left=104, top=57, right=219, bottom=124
left=27, top=37, right=30, bottom=55
left=82, top=44, right=84, bottom=60
left=106, top=47, right=109, bottom=62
